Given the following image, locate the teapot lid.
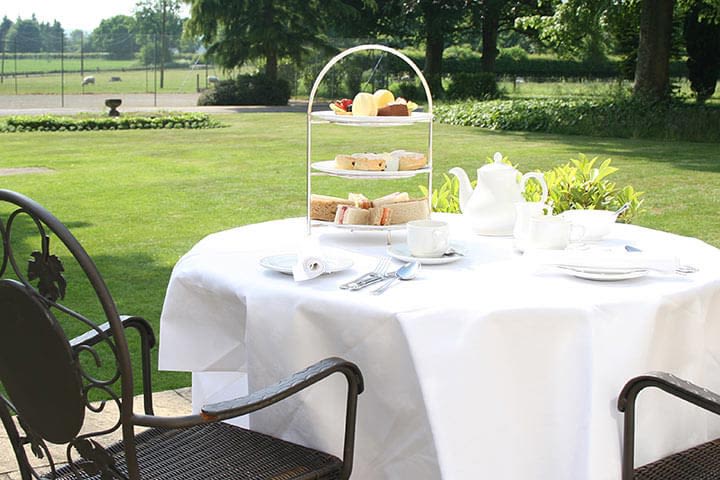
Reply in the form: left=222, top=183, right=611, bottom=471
left=480, top=152, right=517, bottom=173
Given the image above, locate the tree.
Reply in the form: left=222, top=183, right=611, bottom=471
left=633, top=0, right=675, bottom=98
left=6, top=17, right=43, bottom=53
left=185, top=0, right=372, bottom=82
left=516, top=0, right=612, bottom=62
left=469, top=0, right=551, bottom=73
left=684, top=2, right=720, bottom=103
left=134, top=0, right=183, bottom=88
left=40, top=20, right=64, bottom=52
left=88, top=15, right=138, bottom=59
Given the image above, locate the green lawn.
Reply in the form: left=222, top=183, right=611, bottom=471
left=0, top=67, right=216, bottom=95
left=1, top=113, right=718, bottom=394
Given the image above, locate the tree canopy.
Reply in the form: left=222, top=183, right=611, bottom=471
left=184, top=0, right=374, bottom=81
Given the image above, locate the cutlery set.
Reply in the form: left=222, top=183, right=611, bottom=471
left=339, top=257, right=421, bottom=294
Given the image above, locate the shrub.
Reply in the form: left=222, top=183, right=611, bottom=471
left=434, top=96, right=720, bottom=142
left=388, top=80, right=424, bottom=102
left=0, top=113, right=221, bottom=133
left=446, top=72, right=500, bottom=100
left=198, top=73, right=291, bottom=106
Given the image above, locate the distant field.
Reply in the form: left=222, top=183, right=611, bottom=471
left=0, top=67, right=225, bottom=95
left=0, top=56, right=139, bottom=73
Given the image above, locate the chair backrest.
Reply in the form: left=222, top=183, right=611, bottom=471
left=0, top=190, right=136, bottom=478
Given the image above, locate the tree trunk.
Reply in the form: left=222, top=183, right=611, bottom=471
left=262, top=0, right=278, bottom=81
left=265, top=48, right=278, bottom=81
left=424, top=20, right=444, bottom=96
left=633, top=0, right=675, bottom=99
left=481, top=3, right=501, bottom=73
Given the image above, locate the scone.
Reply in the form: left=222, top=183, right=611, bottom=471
left=335, top=153, right=388, bottom=171
left=390, top=150, right=427, bottom=170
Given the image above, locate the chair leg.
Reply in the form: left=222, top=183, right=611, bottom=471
left=0, top=398, right=34, bottom=480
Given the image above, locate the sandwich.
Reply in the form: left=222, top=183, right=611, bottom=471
left=334, top=205, right=370, bottom=225
left=310, top=194, right=354, bottom=222
left=371, top=193, right=429, bottom=224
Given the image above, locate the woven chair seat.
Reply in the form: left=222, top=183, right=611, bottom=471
left=44, top=422, right=342, bottom=480
left=634, top=439, right=720, bottom=480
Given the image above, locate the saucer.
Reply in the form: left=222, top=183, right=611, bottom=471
left=386, top=244, right=464, bottom=265
left=260, top=254, right=353, bottom=275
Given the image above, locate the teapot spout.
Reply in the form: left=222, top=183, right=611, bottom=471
left=449, top=167, right=472, bottom=213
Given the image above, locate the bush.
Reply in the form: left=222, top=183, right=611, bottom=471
left=446, top=72, right=500, bottom=100
left=388, top=80, right=424, bottom=102
left=434, top=96, right=720, bottom=142
left=198, top=73, right=291, bottom=106
left=0, top=113, right=221, bottom=133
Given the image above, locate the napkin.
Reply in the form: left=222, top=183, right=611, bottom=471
left=526, top=248, right=679, bottom=273
left=292, top=241, right=328, bottom=281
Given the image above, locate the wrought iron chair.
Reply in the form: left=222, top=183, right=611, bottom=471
left=0, top=189, right=364, bottom=480
left=618, top=372, right=720, bottom=479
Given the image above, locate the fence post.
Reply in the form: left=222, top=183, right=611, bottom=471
left=60, top=34, right=64, bottom=107
left=13, top=37, right=17, bottom=95
left=1, top=38, right=4, bottom=84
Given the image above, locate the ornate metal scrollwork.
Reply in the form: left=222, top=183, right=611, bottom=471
left=27, top=244, right=66, bottom=302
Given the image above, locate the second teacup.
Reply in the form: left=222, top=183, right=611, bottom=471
left=407, top=220, right=450, bottom=257
left=526, top=215, right=585, bottom=250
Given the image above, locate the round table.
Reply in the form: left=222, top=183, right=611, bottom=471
left=159, top=213, right=720, bottom=480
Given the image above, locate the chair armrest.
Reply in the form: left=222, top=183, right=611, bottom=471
left=201, top=356, right=364, bottom=420
left=618, top=371, right=720, bottom=415
left=70, top=315, right=156, bottom=350
left=70, top=315, right=156, bottom=415
left=617, top=371, right=720, bottom=480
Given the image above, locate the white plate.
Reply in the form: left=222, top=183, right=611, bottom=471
left=311, top=160, right=431, bottom=179
left=555, top=265, right=648, bottom=281
left=313, top=220, right=406, bottom=231
left=386, top=243, right=465, bottom=265
left=260, top=254, right=353, bottom=275
left=311, top=111, right=433, bottom=126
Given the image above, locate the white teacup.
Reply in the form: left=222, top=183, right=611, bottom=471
left=407, top=220, right=450, bottom=258
left=526, top=215, right=585, bottom=250
left=513, top=202, right=552, bottom=250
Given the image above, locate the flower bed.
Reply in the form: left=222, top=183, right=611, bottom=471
left=0, top=113, right=221, bottom=133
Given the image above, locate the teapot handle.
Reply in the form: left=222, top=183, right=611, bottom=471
left=520, top=172, right=548, bottom=204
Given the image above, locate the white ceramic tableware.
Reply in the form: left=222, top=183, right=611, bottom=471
left=526, top=215, right=585, bottom=250
left=386, top=243, right=465, bottom=265
left=406, top=220, right=450, bottom=258
left=559, top=209, right=618, bottom=241
left=513, top=201, right=552, bottom=250
left=448, top=152, right=549, bottom=236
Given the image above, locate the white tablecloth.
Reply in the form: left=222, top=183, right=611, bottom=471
left=159, top=214, right=720, bottom=480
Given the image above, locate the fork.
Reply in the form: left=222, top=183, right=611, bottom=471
left=339, top=257, right=391, bottom=290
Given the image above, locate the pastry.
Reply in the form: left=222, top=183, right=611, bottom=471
left=373, top=89, right=395, bottom=109
left=390, top=150, right=427, bottom=170
left=335, top=153, right=389, bottom=171
left=352, top=92, right=377, bottom=116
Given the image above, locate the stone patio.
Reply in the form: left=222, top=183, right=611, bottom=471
left=0, top=388, right=192, bottom=480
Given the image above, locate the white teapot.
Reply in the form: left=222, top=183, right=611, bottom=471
left=449, top=152, right=548, bottom=236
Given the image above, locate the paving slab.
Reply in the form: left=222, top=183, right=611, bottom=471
left=0, top=388, right=191, bottom=478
